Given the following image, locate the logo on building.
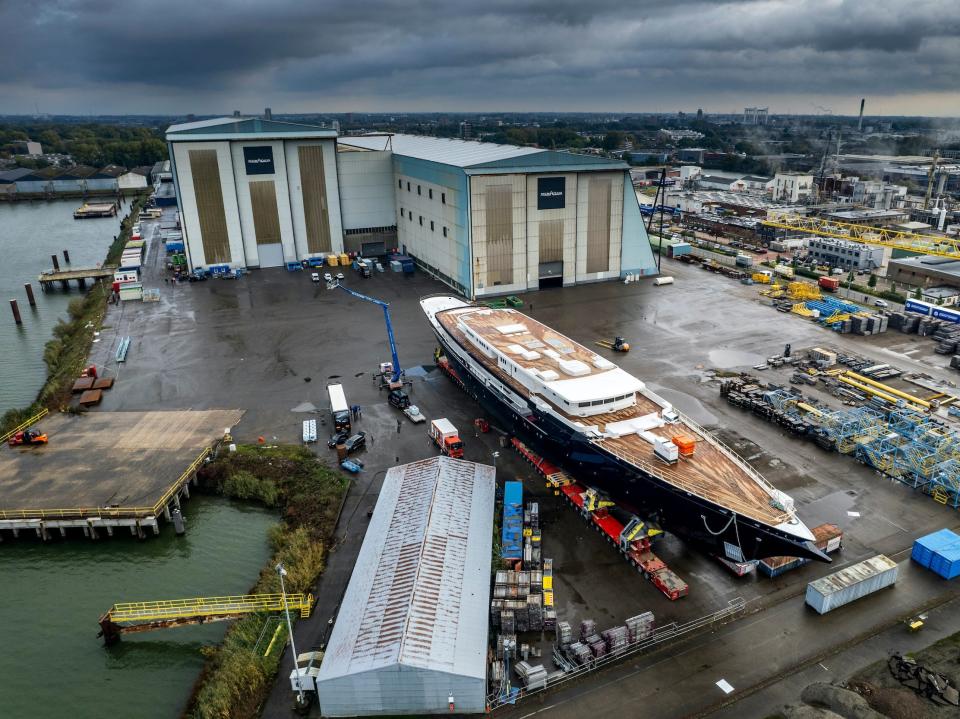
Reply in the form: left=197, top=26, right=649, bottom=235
left=537, top=177, right=565, bottom=210
left=243, top=146, right=275, bottom=175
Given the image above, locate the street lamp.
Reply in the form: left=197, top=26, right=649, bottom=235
left=491, top=451, right=500, bottom=470
left=277, top=563, right=306, bottom=708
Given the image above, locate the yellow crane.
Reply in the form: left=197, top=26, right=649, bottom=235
left=762, top=214, right=960, bottom=260
left=98, top=593, right=313, bottom=645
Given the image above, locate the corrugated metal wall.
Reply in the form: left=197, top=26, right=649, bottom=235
left=586, top=177, right=612, bottom=273
left=485, top=184, right=514, bottom=286
left=188, top=149, right=232, bottom=264
left=538, top=218, right=563, bottom=263
left=249, top=180, right=281, bottom=245
left=298, top=145, right=332, bottom=253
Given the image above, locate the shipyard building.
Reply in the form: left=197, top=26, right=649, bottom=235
left=314, top=456, right=495, bottom=716
left=166, top=117, right=657, bottom=298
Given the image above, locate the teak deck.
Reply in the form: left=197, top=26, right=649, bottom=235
left=438, top=306, right=788, bottom=527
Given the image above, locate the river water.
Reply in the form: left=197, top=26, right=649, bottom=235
left=0, top=199, right=123, bottom=414
left=0, top=495, right=277, bottom=719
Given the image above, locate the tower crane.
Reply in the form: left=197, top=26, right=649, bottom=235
left=332, top=281, right=404, bottom=387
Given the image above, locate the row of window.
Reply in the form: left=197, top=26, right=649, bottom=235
left=578, top=393, right=633, bottom=408
left=399, top=178, right=446, bottom=204
left=399, top=207, right=448, bottom=237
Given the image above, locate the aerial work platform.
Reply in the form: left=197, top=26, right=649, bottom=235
left=98, top=593, right=313, bottom=645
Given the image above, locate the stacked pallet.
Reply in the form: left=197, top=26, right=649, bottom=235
left=567, top=642, right=592, bottom=665
left=625, top=612, right=656, bottom=642
left=602, top=625, right=630, bottom=653
left=557, top=621, right=573, bottom=645
left=515, top=661, right=548, bottom=689
left=579, top=619, right=597, bottom=640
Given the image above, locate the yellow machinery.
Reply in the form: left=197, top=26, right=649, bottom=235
left=752, top=272, right=772, bottom=284
left=786, top=281, right=821, bottom=301
left=792, top=303, right=814, bottom=317
left=763, top=214, right=960, bottom=260
left=583, top=488, right=615, bottom=512
left=99, top=593, right=313, bottom=645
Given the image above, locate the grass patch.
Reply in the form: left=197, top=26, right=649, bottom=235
left=184, top=445, right=348, bottom=719
left=0, top=192, right=149, bottom=436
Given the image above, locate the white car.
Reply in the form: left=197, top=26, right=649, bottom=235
left=323, top=272, right=333, bottom=282
left=873, top=299, right=889, bottom=308
left=311, top=272, right=320, bottom=283
left=336, top=272, right=345, bottom=280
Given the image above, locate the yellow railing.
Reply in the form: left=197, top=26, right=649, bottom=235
left=0, top=408, right=49, bottom=444
left=0, top=446, right=210, bottom=521
left=106, top=593, right=313, bottom=623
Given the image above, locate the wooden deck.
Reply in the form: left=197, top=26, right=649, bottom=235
left=438, top=306, right=789, bottom=527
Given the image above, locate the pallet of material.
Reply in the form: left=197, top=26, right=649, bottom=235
left=72, top=377, right=96, bottom=393
left=92, top=377, right=115, bottom=390
left=78, top=389, right=103, bottom=406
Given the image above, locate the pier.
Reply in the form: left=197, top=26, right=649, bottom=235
left=0, top=409, right=244, bottom=541
left=74, top=201, right=119, bottom=219
left=38, top=266, right=117, bottom=290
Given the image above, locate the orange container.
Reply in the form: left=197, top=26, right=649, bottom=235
left=671, top=435, right=696, bottom=456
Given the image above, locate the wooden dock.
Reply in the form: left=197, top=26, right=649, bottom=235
left=74, top=201, right=119, bottom=219
left=38, top=266, right=117, bottom=290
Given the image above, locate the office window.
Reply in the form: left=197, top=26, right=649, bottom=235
left=441, top=192, right=446, bottom=204
left=419, top=215, right=423, bottom=226
left=443, top=226, right=448, bottom=237
left=398, top=179, right=402, bottom=189
left=430, top=220, right=435, bottom=231
left=407, top=181, right=411, bottom=191
left=429, top=189, right=433, bottom=200
left=418, top=185, right=421, bottom=195
left=399, top=206, right=403, bottom=216
left=408, top=211, right=413, bottom=221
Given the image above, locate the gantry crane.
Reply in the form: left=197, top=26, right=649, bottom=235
left=333, top=281, right=404, bottom=386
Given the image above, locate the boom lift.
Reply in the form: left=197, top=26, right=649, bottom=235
left=333, top=281, right=404, bottom=389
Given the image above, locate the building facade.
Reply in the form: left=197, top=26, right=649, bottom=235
left=167, top=119, right=658, bottom=297
left=806, top=237, right=886, bottom=271
left=772, top=172, right=814, bottom=203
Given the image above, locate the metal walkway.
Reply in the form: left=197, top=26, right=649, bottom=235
left=98, top=593, right=313, bottom=644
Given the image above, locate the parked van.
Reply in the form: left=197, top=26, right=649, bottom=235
left=653, top=276, right=675, bottom=286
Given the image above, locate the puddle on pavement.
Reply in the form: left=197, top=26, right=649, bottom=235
left=708, top=348, right=765, bottom=368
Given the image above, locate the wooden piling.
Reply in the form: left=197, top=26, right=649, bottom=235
left=51, top=254, right=60, bottom=271
left=10, top=299, right=22, bottom=324
left=63, top=249, right=71, bottom=264
left=24, top=283, right=36, bottom=307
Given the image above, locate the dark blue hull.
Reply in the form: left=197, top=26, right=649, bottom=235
left=438, top=340, right=828, bottom=563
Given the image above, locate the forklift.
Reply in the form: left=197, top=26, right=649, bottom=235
left=595, top=336, right=630, bottom=352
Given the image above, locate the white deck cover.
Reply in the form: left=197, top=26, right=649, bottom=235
left=317, top=456, right=495, bottom=685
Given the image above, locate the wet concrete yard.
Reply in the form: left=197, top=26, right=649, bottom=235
left=80, top=236, right=960, bottom=715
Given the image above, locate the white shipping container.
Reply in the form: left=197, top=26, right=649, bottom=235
left=805, top=555, right=897, bottom=614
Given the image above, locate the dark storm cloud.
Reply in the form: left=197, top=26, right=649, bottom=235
left=1, top=0, right=958, bottom=112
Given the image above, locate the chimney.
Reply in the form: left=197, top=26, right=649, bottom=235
left=264, top=107, right=272, bottom=120
left=233, top=110, right=241, bottom=117
left=857, top=98, right=865, bottom=132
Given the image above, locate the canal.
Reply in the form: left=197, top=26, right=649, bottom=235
left=0, top=199, right=124, bottom=414
left=0, top=495, right=277, bottom=719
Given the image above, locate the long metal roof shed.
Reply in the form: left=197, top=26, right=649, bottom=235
left=316, top=455, right=495, bottom=716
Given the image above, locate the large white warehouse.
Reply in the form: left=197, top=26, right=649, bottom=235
left=166, top=117, right=658, bottom=297
left=315, top=456, right=495, bottom=716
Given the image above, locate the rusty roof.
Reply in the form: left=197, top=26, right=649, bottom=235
left=317, top=456, right=494, bottom=681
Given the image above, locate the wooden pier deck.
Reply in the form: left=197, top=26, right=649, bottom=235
left=38, top=266, right=117, bottom=289
left=0, top=410, right=244, bottom=539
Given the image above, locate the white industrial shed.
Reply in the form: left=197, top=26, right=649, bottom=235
left=315, top=456, right=496, bottom=716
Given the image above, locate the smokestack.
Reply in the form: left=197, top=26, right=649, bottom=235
left=857, top=98, right=865, bottom=132
left=264, top=107, right=272, bottom=120
left=233, top=110, right=241, bottom=117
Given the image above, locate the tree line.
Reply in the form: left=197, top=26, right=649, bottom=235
left=0, top=122, right=168, bottom=169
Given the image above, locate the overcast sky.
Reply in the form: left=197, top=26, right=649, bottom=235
left=2, top=0, right=959, bottom=117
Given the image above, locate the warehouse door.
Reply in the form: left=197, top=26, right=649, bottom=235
left=250, top=181, right=284, bottom=268
left=538, top=219, right=563, bottom=288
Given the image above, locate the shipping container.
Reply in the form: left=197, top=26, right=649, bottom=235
left=912, top=528, right=960, bottom=579
left=502, top=481, right=523, bottom=562
left=905, top=298, right=935, bottom=316
left=759, top=555, right=808, bottom=577
left=805, top=555, right=898, bottom=614
left=818, top=276, right=840, bottom=292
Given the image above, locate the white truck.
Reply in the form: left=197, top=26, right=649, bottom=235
left=429, top=418, right=464, bottom=458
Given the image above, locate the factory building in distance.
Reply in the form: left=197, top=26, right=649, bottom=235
left=166, top=116, right=657, bottom=298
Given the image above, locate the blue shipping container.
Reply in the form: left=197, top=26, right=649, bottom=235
left=502, top=481, right=523, bottom=562
left=911, top=528, right=960, bottom=569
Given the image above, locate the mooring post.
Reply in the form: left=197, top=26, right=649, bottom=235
left=10, top=299, right=22, bottom=325
left=51, top=254, right=60, bottom=271
left=63, top=249, right=71, bottom=264
left=24, top=283, right=36, bottom=307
